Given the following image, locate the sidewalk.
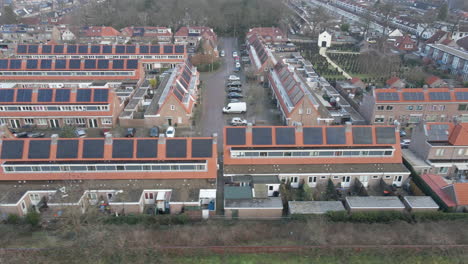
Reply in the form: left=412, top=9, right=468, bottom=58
left=319, top=47, right=352, bottom=79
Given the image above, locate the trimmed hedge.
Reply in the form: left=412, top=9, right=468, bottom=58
left=324, top=211, right=468, bottom=224
left=413, top=212, right=468, bottom=222
left=103, top=214, right=190, bottom=225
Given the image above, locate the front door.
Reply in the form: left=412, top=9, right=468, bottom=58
left=308, top=176, right=317, bottom=187
left=10, top=119, right=20, bottom=129
left=321, top=41, right=327, bottom=47
left=290, top=176, right=299, bottom=188
left=49, top=119, right=59, bottom=128
left=167, top=118, right=172, bottom=126
left=88, top=119, right=98, bottom=128
left=21, top=201, right=27, bottom=215
left=359, top=176, right=369, bottom=188
left=393, top=175, right=403, bottom=187
left=342, top=176, right=351, bottom=188
left=267, top=185, right=275, bottom=197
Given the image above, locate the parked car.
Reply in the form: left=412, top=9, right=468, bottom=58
left=125, top=128, right=136, bottom=137
left=227, top=92, right=243, bottom=99
left=220, top=50, right=225, bottom=57
left=227, top=75, right=240, bottom=81
left=223, top=102, right=247, bottom=114
left=230, top=117, right=247, bottom=126
left=228, top=87, right=242, bottom=93
left=400, top=139, right=411, bottom=149
left=229, top=99, right=241, bottom=103
left=226, top=81, right=242, bottom=87
left=400, top=130, right=407, bottom=137
left=150, top=127, right=159, bottom=137
left=101, top=128, right=111, bottom=136
left=75, top=129, right=87, bottom=138
left=232, top=51, right=238, bottom=57
left=165, top=126, right=175, bottom=138
left=13, top=132, right=28, bottom=138
left=27, top=132, right=45, bottom=138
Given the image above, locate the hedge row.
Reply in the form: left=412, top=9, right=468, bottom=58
left=102, top=214, right=190, bottom=225
left=324, top=211, right=468, bottom=224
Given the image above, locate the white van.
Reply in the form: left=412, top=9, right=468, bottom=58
left=222, top=102, right=246, bottom=114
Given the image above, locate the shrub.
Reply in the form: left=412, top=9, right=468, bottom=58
left=326, top=211, right=411, bottom=223
left=6, top=214, right=20, bottom=225
left=413, top=211, right=468, bottom=222
left=24, top=210, right=41, bottom=227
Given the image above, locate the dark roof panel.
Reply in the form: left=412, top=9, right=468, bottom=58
left=375, top=127, right=396, bottom=144
left=191, top=139, right=213, bottom=158
left=226, top=128, right=246, bottom=145
left=136, top=139, right=158, bottom=158
left=326, top=127, right=346, bottom=144
left=275, top=127, right=296, bottom=145
left=252, top=128, right=272, bottom=145
left=112, top=140, right=134, bottom=158
left=82, top=139, right=104, bottom=158
left=0, top=141, right=24, bottom=159
left=16, top=89, right=33, bottom=102
left=56, top=140, right=79, bottom=159
left=28, top=140, right=51, bottom=159
left=303, top=127, right=323, bottom=145
left=166, top=139, right=187, bottom=158
left=352, top=127, right=373, bottom=144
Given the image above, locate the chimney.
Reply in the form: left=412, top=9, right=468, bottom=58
left=345, top=121, right=352, bottom=132
left=295, top=123, right=303, bottom=133
left=395, top=122, right=401, bottom=132
left=50, top=134, right=59, bottom=158
left=51, top=134, right=59, bottom=145
left=246, top=123, right=253, bottom=133
left=423, top=84, right=428, bottom=91
left=158, top=134, right=166, bottom=145
left=105, top=133, right=112, bottom=145
left=212, top=133, right=218, bottom=145
left=158, top=134, right=166, bottom=158
left=448, top=85, right=454, bottom=91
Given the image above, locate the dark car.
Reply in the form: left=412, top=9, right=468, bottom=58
left=228, top=87, right=242, bottom=93
left=226, top=81, right=242, bottom=88
left=227, top=92, right=243, bottom=99
left=125, top=128, right=136, bottom=137
left=14, top=132, right=28, bottom=138
left=27, top=132, right=45, bottom=138
left=150, top=127, right=159, bottom=137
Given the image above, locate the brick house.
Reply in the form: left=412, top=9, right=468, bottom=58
left=420, top=174, right=468, bottom=212
left=422, top=44, right=468, bottom=81
left=386, top=77, right=406, bottom=89
left=174, top=26, right=217, bottom=48
left=246, top=27, right=287, bottom=45
left=246, top=34, right=276, bottom=81
left=359, top=87, right=468, bottom=126
left=81, top=26, right=120, bottom=43
left=393, top=34, right=417, bottom=52
left=350, top=77, right=366, bottom=90
left=120, top=27, right=172, bottom=44
left=425, top=75, right=447, bottom=88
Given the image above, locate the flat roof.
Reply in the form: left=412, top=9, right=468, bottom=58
left=225, top=197, right=283, bottom=209
left=224, top=186, right=252, bottom=200
left=345, top=196, right=405, bottom=209
left=403, top=196, right=439, bottom=209
left=289, top=201, right=345, bottom=214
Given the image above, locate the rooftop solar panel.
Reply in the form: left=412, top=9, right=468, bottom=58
left=41, top=45, right=52, bottom=53
left=56, top=140, right=78, bottom=158
left=226, top=127, right=246, bottom=145
left=69, top=59, right=81, bottom=69
left=102, top=45, right=112, bottom=53
left=126, top=59, right=138, bottom=69
left=9, top=59, right=22, bottom=69
left=112, top=140, right=134, bottom=158
left=16, top=89, right=32, bottom=102
left=139, top=45, right=149, bottom=53
left=352, top=127, right=373, bottom=144
left=455, top=92, right=468, bottom=100
left=376, top=92, right=399, bottom=101
left=252, top=127, right=272, bottom=145
left=0, top=89, right=14, bottom=102
left=97, top=59, right=109, bottom=69
left=55, top=59, right=66, bottom=69
left=112, top=59, right=124, bottom=69
left=163, top=45, right=173, bottom=54
left=0, top=140, right=24, bottom=159
left=303, top=127, right=323, bottom=144
left=175, top=45, right=184, bottom=53
left=402, top=92, right=424, bottom=101
left=428, top=92, right=451, bottom=101
left=76, top=89, right=92, bottom=102
left=0, top=59, right=8, bottom=69
left=28, top=45, right=38, bottom=53
left=150, top=45, right=160, bottom=53
left=126, top=45, right=136, bottom=53
left=55, top=89, right=71, bottom=102
left=275, top=127, right=296, bottom=145
left=37, top=89, right=53, bottom=102
left=17, top=45, right=27, bottom=53
left=91, top=45, right=101, bottom=53
left=136, top=139, right=158, bottom=158
left=173, top=88, right=184, bottom=101
left=26, top=59, right=38, bottom=69
left=326, top=127, right=346, bottom=144
left=166, top=139, right=187, bottom=158
left=78, top=45, right=88, bottom=54
left=82, top=139, right=104, bottom=158
left=54, top=45, right=64, bottom=53
left=67, top=45, right=77, bottom=53
left=93, top=89, right=109, bottom=102
left=40, top=59, right=52, bottom=69
left=375, top=127, right=396, bottom=144
left=84, top=59, right=96, bottom=69
left=28, top=140, right=51, bottom=159
left=115, top=45, right=125, bottom=54
left=191, top=139, right=213, bottom=157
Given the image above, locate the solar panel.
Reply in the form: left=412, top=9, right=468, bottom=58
left=78, top=45, right=88, bottom=54
left=0, top=59, right=8, bottom=69
left=9, top=59, right=22, bottom=69
left=173, top=88, right=184, bottom=101
left=112, top=140, right=134, bottom=158
left=352, top=127, right=373, bottom=144
left=0, top=140, right=24, bottom=159
left=375, top=127, right=396, bottom=144
left=126, top=45, right=136, bottom=53
left=16, top=89, right=33, bottom=102
left=28, top=45, right=38, bottom=53
left=67, top=45, right=77, bottom=53
left=42, top=45, right=52, bottom=53
left=126, top=59, right=138, bottom=69
left=54, top=45, right=64, bottom=53
left=102, top=45, right=112, bottom=53
left=76, top=89, right=92, bottom=102
left=40, top=59, right=52, bottom=69
left=428, top=92, right=451, bottom=101
left=252, top=127, right=272, bottom=145
left=69, top=59, right=81, bottom=69
left=191, top=139, right=213, bottom=157
left=37, top=89, right=53, bottom=102
left=163, top=45, right=173, bottom=54
left=150, top=45, right=160, bottom=53
left=17, top=45, right=27, bottom=53
left=55, top=89, right=71, bottom=102
left=455, top=92, right=468, bottom=100
left=97, top=59, right=109, bottom=69
left=326, top=127, right=346, bottom=144
left=166, top=139, right=187, bottom=158
left=175, top=45, right=184, bottom=53
left=56, top=140, right=78, bottom=158
left=0, top=89, right=14, bottom=102
left=115, top=45, right=125, bottom=54
left=82, top=139, right=104, bottom=158
left=376, top=92, right=399, bottom=101
left=226, top=127, right=246, bottom=145
left=93, top=89, right=109, bottom=102
left=402, top=92, right=424, bottom=101
left=136, top=139, right=158, bottom=158
left=303, top=127, right=323, bottom=144
left=139, top=45, right=149, bottom=53
left=91, top=45, right=101, bottom=53
left=275, top=127, right=296, bottom=145
left=55, top=59, right=66, bottom=69
left=112, top=60, right=124, bottom=69
left=26, top=59, right=38, bottom=69
left=84, top=59, right=96, bottom=69
left=28, top=140, right=51, bottom=159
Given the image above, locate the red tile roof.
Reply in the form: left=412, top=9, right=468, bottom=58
left=374, top=88, right=468, bottom=103
left=448, top=123, right=468, bottom=146
left=453, top=183, right=468, bottom=205
left=425, top=75, right=441, bottom=85
left=426, top=30, right=449, bottom=44
left=394, top=35, right=416, bottom=51
left=350, top=77, right=362, bottom=84
left=84, top=26, right=120, bottom=37
left=247, top=27, right=286, bottom=42
left=420, top=174, right=455, bottom=207
left=174, top=27, right=217, bottom=42
left=386, top=77, right=401, bottom=86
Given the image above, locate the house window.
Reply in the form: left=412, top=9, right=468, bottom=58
left=432, top=105, right=438, bottom=111
left=29, top=193, right=40, bottom=201
left=0, top=118, right=5, bottom=125
left=87, top=193, right=97, bottom=200
left=385, top=175, right=391, bottom=179
left=458, top=149, right=464, bottom=156
left=438, top=167, right=448, bottom=174
left=386, top=105, right=393, bottom=111
left=372, top=175, right=379, bottom=179
left=416, top=105, right=423, bottom=110
left=101, top=118, right=112, bottom=125
left=439, top=105, right=445, bottom=111
left=306, top=108, right=312, bottom=114
left=435, top=149, right=445, bottom=156
left=298, top=108, right=303, bottom=115
left=320, top=176, right=326, bottom=179
left=377, top=106, right=384, bottom=111
left=37, top=118, right=47, bottom=125
left=458, top=104, right=467, bottom=111
left=333, top=176, right=339, bottom=179
left=24, top=118, right=34, bottom=125
left=269, top=186, right=274, bottom=191
left=374, top=115, right=384, bottom=123
left=407, top=106, right=414, bottom=111
left=170, top=105, right=175, bottom=110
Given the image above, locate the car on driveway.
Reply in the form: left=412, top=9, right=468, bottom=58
left=400, top=139, right=411, bottom=148
left=150, top=127, right=159, bottom=137
left=75, top=129, right=87, bottom=138
left=226, top=81, right=242, bottom=87
left=232, top=51, right=238, bottom=57
left=230, top=117, right=247, bottom=126
left=125, top=128, right=136, bottom=137
left=229, top=98, right=242, bottom=103
left=13, top=132, right=28, bottom=138
left=27, top=132, right=45, bottom=138
left=227, top=92, right=243, bottom=99
left=165, top=126, right=175, bottom=138
left=228, top=87, right=242, bottom=93
left=227, top=75, right=240, bottom=81
left=220, top=50, right=225, bottom=57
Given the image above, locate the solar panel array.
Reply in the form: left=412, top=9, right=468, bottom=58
left=136, top=139, right=158, bottom=158
left=191, top=139, right=213, bottom=157
left=163, top=45, right=173, bottom=54
left=375, top=127, right=396, bottom=144
left=56, top=140, right=79, bottom=158
left=16, top=89, right=32, bottom=102
left=26, top=59, right=38, bottom=69
left=0, top=141, right=24, bottom=159
left=326, top=127, right=346, bottom=144
left=174, top=83, right=186, bottom=102
left=376, top=92, right=399, bottom=101
left=93, top=89, right=109, bottom=102
left=402, top=92, right=425, bottom=101
left=0, top=59, right=140, bottom=70
left=82, top=140, right=105, bottom=158
left=252, top=128, right=272, bottom=145
left=166, top=139, right=187, bottom=158
left=303, top=127, right=324, bottom=145
left=42, top=45, right=52, bottom=53
left=0, top=89, right=14, bottom=102
left=37, top=89, right=53, bottom=102
left=10, top=44, right=181, bottom=55
left=55, top=89, right=71, bottom=102
left=429, top=92, right=451, bottom=101
left=112, top=140, right=134, bottom=158
left=226, top=128, right=246, bottom=145
left=76, top=89, right=92, bottom=102
left=0, top=88, right=110, bottom=104
left=175, top=45, right=184, bottom=53
left=28, top=140, right=51, bottom=159
left=455, top=92, right=468, bottom=100
left=275, top=127, right=295, bottom=145
left=428, top=125, right=449, bottom=141
left=352, top=127, right=373, bottom=144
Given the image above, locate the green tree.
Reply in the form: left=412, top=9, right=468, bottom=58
left=0, top=6, right=18, bottom=24
left=340, top=24, right=350, bottom=32
left=149, top=78, right=158, bottom=88
left=302, top=183, right=314, bottom=201
left=25, top=210, right=41, bottom=227
left=324, top=179, right=338, bottom=200
left=437, top=3, right=448, bottom=21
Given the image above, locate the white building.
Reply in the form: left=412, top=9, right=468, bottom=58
left=318, top=31, right=332, bottom=48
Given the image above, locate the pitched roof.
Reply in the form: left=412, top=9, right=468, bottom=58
left=426, top=30, right=448, bottom=44
left=425, top=75, right=442, bottom=85
left=350, top=77, right=363, bottom=84
left=386, top=76, right=402, bottom=86
left=174, top=26, right=216, bottom=41
left=84, top=26, right=120, bottom=37
left=456, top=35, right=468, bottom=51
left=453, top=183, right=468, bottom=205
left=247, top=27, right=286, bottom=41
left=420, top=174, right=456, bottom=207
left=374, top=87, right=468, bottom=103
left=448, top=123, right=468, bottom=146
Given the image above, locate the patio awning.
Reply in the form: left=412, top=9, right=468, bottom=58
left=455, top=164, right=468, bottom=170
